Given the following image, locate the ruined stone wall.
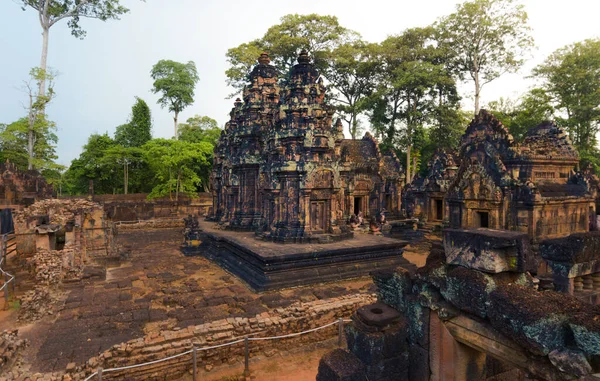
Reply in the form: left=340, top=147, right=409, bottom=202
left=59, top=193, right=212, bottom=222
left=71, top=293, right=375, bottom=381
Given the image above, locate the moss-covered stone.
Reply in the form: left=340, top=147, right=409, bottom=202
left=372, top=267, right=412, bottom=313
left=489, top=284, right=587, bottom=355
left=569, top=312, right=600, bottom=356
left=345, top=318, right=408, bottom=366
left=406, top=295, right=429, bottom=348
left=440, top=266, right=495, bottom=319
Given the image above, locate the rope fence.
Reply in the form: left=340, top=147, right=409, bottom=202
left=83, top=318, right=353, bottom=381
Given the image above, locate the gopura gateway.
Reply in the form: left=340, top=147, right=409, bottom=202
left=209, top=51, right=404, bottom=242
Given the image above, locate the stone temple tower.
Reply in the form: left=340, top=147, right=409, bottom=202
left=210, top=51, right=404, bottom=243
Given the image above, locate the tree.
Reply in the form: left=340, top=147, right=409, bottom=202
left=0, top=116, right=59, bottom=171
left=64, top=133, right=119, bottom=195
left=486, top=89, right=554, bottom=142
left=225, top=14, right=358, bottom=95
left=368, top=27, right=459, bottom=183
left=436, top=0, right=534, bottom=115
left=101, top=146, right=143, bottom=194
left=177, top=115, right=221, bottom=146
left=150, top=60, right=200, bottom=137
left=323, top=41, right=379, bottom=139
left=143, top=139, right=213, bottom=200
left=533, top=39, right=600, bottom=154
left=18, top=0, right=131, bottom=106
left=115, top=97, right=153, bottom=147
left=22, top=68, right=57, bottom=170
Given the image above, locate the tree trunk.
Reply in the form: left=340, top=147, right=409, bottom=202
left=39, top=26, right=50, bottom=98
left=123, top=161, right=128, bottom=195
left=174, top=112, right=179, bottom=139
left=176, top=170, right=182, bottom=202
left=406, top=144, right=411, bottom=186
left=412, top=155, right=418, bottom=180
left=473, top=57, right=480, bottom=116
left=27, top=92, right=35, bottom=170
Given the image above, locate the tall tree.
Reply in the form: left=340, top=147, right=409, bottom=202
left=177, top=115, right=221, bottom=146
left=18, top=0, right=131, bottom=107
left=436, top=0, right=534, bottom=115
left=533, top=39, right=600, bottom=153
left=101, top=146, right=143, bottom=195
left=324, top=41, right=379, bottom=139
left=225, top=14, right=358, bottom=95
left=64, top=133, right=119, bottom=195
left=23, top=68, right=56, bottom=170
left=369, top=27, right=458, bottom=183
left=115, top=97, right=153, bottom=147
left=150, top=60, right=200, bottom=137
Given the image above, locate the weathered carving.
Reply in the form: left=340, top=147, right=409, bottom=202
left=209, top=52, right=405, bottom=242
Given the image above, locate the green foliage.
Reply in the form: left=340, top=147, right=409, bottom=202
left=533, top=38, right=600, bottom=153
left=115, top=97, right=153, bottom=147
left=436, top=0, right=534, bottom=113
left=486, top=89, right=554, bottom=142
left=20, top=0, right=130, bottom=38
left=142, top=139, right=213, bottom=200
left=324, top=41, right=379, bottom=139
left=225, top=14, right=358, bottom=95
left=367, top=27, right=461, bottom=179
left=177, top=115, right=221, bottom=146
left=150, top=60, right=199, bottom=133
left=0, top=116, right=59, bottom=171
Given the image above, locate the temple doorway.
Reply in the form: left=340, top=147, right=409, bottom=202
left=311, top=201, right=327, bottom=233
left=435, top=199, right=443, bottom=221
left=354, top=197, right=363, bottom=215
left=476, top=211, right=489, bottom=228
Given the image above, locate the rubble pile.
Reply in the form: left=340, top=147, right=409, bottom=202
left=0, top=330, right=28, bottom=371
left=32, top=248, right=64, bottom=285
left=18, top=286, right=61, bottom=322
left=13, top=198, right=103, bottom=225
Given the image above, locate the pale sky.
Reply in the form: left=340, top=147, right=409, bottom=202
left=1, top=0, right=599, bottom=166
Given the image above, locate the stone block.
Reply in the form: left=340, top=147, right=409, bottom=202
left=316, top=349, right=366, bottom=381
left=408, top=344, right=429, bottom=381
left=405, top=295, right=429, bottom=348
left=488, top=284, right=587, bottom=355
left=346, top=305, right=408, bottom=366
left=443, top=228, right=531, bottom=273
left=365, top=352, right=409, bottom=381
left=548, top=348, right=592, bottom=377
left=569, top=312, right=600, bottom=356
left=440, top=266, right=494, bottom=319
left=540, top=231, right=600, bottom=264
left=372, top=267, right=412, bottom=312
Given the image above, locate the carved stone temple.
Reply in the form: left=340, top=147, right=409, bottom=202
left=405, top=110, right=598, bottom=242
left=210, top=51, right=404, bottom=242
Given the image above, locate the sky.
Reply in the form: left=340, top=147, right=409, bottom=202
left=0, top=0, right=599, bottom=166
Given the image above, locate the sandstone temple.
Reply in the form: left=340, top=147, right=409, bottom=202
left=404, top=110, right=598, bottom=242
left=209, top=51, right=404, bottom=242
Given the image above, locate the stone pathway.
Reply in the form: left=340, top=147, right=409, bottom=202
left=27, top=228, right=375, bottom=372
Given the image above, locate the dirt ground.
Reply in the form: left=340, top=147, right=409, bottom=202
left=7, top=228, right=375, bottom=374
left=179, top=340, right=338, bottom=381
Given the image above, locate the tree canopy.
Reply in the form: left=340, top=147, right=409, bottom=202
left=225, top=14, right=358, bottom=95
left=115, top=97, right=153, bottom=148
left=533, top=38, right=600, bottom=156
left=151, top=60, right=200, bottom=137
left=436, top=0, right=534, bottom=114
